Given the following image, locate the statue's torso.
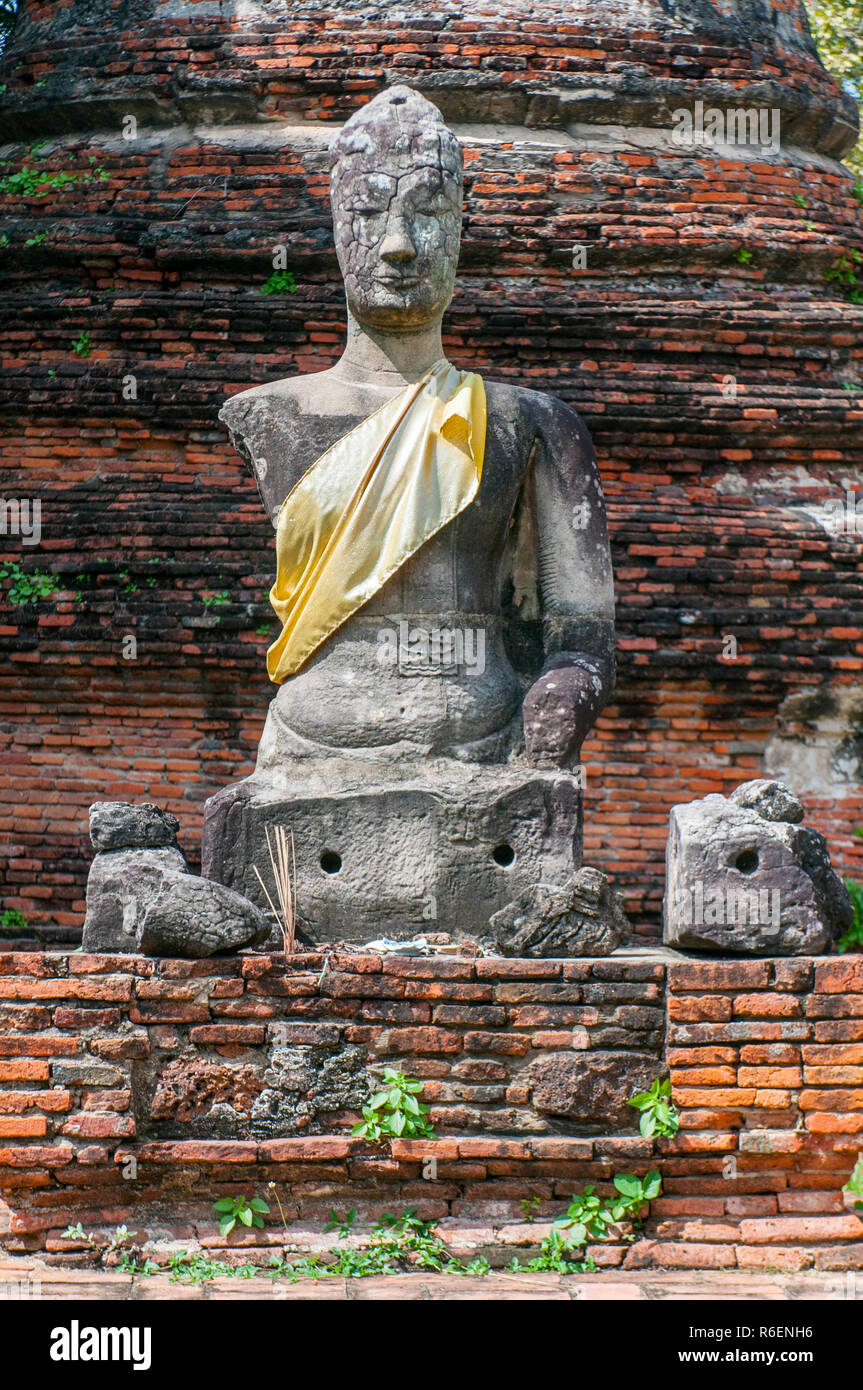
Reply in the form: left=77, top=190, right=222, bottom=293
left=222, top=372, right=580, bottom=753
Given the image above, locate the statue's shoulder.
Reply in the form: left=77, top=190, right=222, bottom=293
left=483, top=379, right=592, bottom=451
left=220, top=371, right=326, bottom=434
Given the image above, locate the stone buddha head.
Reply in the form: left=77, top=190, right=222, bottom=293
left=328, top=86, right=463, bottom=332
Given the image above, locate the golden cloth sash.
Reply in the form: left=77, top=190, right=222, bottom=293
left=267, top=359, right=486, bottom=682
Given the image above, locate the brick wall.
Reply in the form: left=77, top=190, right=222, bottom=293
left=0, top=947, right=861, bottom=1270
left=1, top=1, right=862, bottom=937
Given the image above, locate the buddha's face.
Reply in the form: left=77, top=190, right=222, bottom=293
left=331, top=133, right=462, bottom=332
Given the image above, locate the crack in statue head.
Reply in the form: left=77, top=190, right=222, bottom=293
left=328, top=85, right=463, bottom=332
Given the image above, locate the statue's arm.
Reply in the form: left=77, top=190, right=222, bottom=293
left=522, top=397, right=616, bottom=768
left=219, top=392, right=281, bottom=525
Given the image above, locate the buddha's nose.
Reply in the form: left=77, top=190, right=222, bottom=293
left=380, top=219, right=417, bottom=264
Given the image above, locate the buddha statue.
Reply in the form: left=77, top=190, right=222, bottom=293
left=202, top=86, right=617, bottom=949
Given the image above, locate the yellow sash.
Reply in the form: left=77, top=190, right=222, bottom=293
left=267, top=359, right=486, bottom=682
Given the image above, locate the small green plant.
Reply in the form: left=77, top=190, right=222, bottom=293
left=60, top=1223, right=132, bottom=1265
left=0, top=561, right=61, bottom=604
left=840, top=879, right=863, bottom=953
left=0, top=156, right=108, bottom=199
left=118, top=1253, right=160, bottom=1275
left=794, top=193, right=808, bottom=207
left=0, top=233, right=8, bottom=247
left=0, top=909, right=27, bottom=929
left=520, top=1194, right=541, bottom=1223
left=213, top=1193, right=270, bottom=1237
left=324, top=1206, right=358, bottom=1239
left=25, top=232, right=46, bottom=246
left=62, top=1222, right=91, bottom=1244
left=735, top=248, right=753, bottom=264
left=844, top=1156, right=863, bottom=1215
left=627, top=1076, right=680, bottom=1138
left=167, top=1206, right=488, bottom=1284
left=71, top=330, right=92, bottom=357
left=825, top=250, right=863, bottom=303
left=511, top=1170, right=662, bottom=1273
left=260, top=270, right=296, bottom=296
left=202, top=589, right=230, bottom=607
left=352, top=1067, right=435, bottom=1142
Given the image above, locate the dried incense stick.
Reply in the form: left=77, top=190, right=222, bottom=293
left=254, top=824, right=297, bottom=957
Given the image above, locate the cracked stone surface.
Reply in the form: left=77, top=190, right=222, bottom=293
left=83, top=802, right=269, bottom=957
left=249, top=1045, right=369, bottom=1138
left=486, top=867, right=631, bottom=957
left=663, top=778, right=853, bottom=955
left=530, top=1051, right=664, bottom=1128
left=89, top=801, right=180, bottom=852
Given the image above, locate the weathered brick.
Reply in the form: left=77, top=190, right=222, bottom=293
left=463, top=1032, right=531, bottom=1057
left=266, top=1022, right=339, bottom=1046
left=0, top=1117, right=48, bottom=1138
left=668, top=962, right=770, bottom=991
left=373, top=1027, right=462, bottom=1055
left=50, top=1062, right=124, bottom=1087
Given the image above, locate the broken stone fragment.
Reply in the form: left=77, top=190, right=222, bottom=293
left=82, top=846, right=187, bottom=951
left=137, top=874, right=270, bottom=957
left=486, top=866, right=630, bottom=957
left=82, top=802, right=269, bottom=957
left=663, top=778, right=853, bottom=956
left=729, top=779, right=804, bottom=824
left=89, top=801, right=180, bottom=852
left=530, top=1051, right=663, bottom=1129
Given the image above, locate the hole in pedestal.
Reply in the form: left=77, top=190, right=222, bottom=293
left=734, top=848, right=759, bottom=875
left=320, top=850, right=342, bottom=875
left=492, top=843, right=515, bottom=868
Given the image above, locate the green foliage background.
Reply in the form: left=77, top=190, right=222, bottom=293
left=806, top=0, right=863, bottom=177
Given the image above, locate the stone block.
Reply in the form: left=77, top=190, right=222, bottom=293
left=663, top=779, right=852, bottom=955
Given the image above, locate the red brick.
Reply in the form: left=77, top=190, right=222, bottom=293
left=0, top=1116, right=48, bottom=1138
left=668, top=962, right=770, bottom=991
left=814, top=959, right=863, bottom=994
left=60, top=1114, right=135, bottom=1139
left=374, top=1027, right=462, bottom=1055
left=733, top=993, right=803, bottom=1018
left=380, top=958, right=474, bottom=979
left=463, top=1032, right=531, bottom=1056
left=668, top=996, right=732, bottom=1022
left=0, top=1091, right=72, bottom=1115
left=475, top=960, right=561, bottom=979
left=0, top=1059, right=50, bottom=1081
left=739, top=1215, right=862, bottom=1243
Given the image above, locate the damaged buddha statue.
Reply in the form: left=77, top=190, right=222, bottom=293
left=202, top=86, right=625, bottom=956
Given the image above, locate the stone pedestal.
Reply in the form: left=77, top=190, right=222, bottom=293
left=202, top=757, right=582, bottom=943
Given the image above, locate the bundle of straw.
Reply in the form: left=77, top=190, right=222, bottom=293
left=253, top=825, right=297, bottom=958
